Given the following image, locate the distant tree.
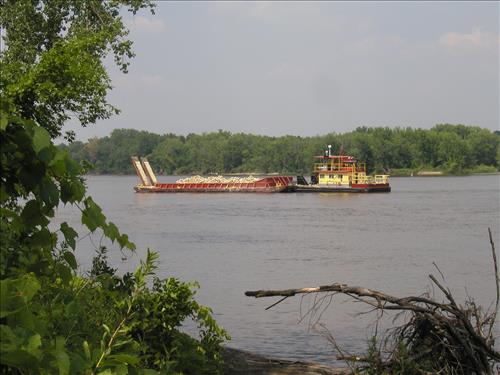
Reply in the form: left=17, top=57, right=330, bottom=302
left=65, top=126, right=499, bottom=175
left=0, top=0, right=154, bottom=139
left=433, top=124, right=476, bottom=139
left=467, top=129, right=498, bottom=166
left=149, top=136, right=188, bottom=174
left=436, top=131, right=471, bottom=173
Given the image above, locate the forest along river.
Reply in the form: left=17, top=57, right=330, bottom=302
left=55, top=175, right=500, bottom=365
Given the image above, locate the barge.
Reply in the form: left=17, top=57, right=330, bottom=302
left=294, top=146, right=391, bottom=193
left=132, top=157, right=293, bottom=193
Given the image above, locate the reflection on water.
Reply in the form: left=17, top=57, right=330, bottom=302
left=55, top=175, right=500, bottom=365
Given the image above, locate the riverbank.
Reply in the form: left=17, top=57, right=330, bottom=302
left=389, top=167, right=499, bottom=177
left=87, top=170, right=500, bottom=178
left=221, top=347, right=348, bottom=375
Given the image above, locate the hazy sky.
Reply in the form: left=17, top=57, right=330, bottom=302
left=68, top=1, right=499, bottom=141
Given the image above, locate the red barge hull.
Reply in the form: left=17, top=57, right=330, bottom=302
left=134, top=176, right=294, bottom=193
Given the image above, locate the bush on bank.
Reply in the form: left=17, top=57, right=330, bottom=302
left=0, top=103, right=229, bottom=374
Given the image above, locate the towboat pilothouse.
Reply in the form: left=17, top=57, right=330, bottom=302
left=294, top=146, right=391, bottom=193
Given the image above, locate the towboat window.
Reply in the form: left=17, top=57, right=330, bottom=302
left=320, top=174, right=325, bottom=178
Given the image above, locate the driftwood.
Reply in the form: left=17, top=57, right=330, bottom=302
left=245, top=229, right=500, bottom=374
left=221, top=347, right=349, bottom=375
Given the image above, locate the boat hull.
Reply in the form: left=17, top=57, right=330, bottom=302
left=292, top=183, right=391, bottom=193
left=134, top=176, right=294, bottom=193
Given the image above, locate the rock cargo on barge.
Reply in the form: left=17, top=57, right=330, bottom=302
left=132, top=157, right=293, bottom=193
left=294, top=146, right=391, bottom=193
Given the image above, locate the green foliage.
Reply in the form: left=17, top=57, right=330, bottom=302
left=362, top=337, right=427, bottom=375
left=0, top=102, right=229, bottom=374
left=0, top=0, right=155, bottom=139
left=390, top=341, right=424, bottom=374
left=1, top=1, right=229, bottom=372
left=73, top=129, right=165, bottom=174
left=363, top=337, right=385, bottom=375
left=130, top=278, right=229, bottom=373
left=65, top=125, right=499, bottom=175
left=469, top=164, right=499, bottom=174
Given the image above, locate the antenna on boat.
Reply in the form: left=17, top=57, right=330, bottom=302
left=328, top=145, right=332, bottom=157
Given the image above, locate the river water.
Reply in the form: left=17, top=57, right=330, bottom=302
left=56, top=175, right=500, bottom=365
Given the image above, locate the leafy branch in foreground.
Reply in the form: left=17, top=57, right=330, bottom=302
left=0, top=0, right=155, bottom=139
left=1, top=1, right=229, bottom=372
left=0, top=102, right=229, bottom=374
left=245, top=230, right=499, bottom=374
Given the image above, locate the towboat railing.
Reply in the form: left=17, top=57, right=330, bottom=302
left=374, top=175, right=389, bottom=184
left=313, top=162, right=366, bottom=173
left=353, top=175, right=390, bottom=184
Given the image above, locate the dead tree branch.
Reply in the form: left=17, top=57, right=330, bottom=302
left=245, top=230, right=500, bottom=374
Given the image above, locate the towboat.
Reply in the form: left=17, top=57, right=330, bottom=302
left=132, top=157, right=293, bottom=193
left=294, top=147, right=391, bottom=193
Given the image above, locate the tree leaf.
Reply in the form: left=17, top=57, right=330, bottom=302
left=65, top=156, right=81, bottom=175
left=71, top=181, right=85, bottom=202
left=39, top=177, right=60, bottom=208
left=32, top=126, right=51, bottom=153
left=0, top=275, right=41, bottom=318
left=82, top=341, right=91, bottom=361
left=107, top=353, right=140, bottom=365
left=49, top=149, right=69, bottom=176
left=8, top=309, right=37, bottom=331
left=0, top=185, right=9, bottom=202
left=21, top=200, right=49, bottom=228
left=103, top=222, right=119, bottom=242
left=52, top=348, right=70, bottom=375
left=55, top=263, right=72, bottom=284
left=26, top=334, right=42, bottom=353
left=60, top=222, right=78, bottom=250
left=0, top=112, right=7, bottom=130
left=62, top=251, right=77, bottom=270
left=68, top=352, right=88, bottom=375
left=0, top=349, right=40, bottom=369
left=38, top=146, right=56, bottom=164
left=29, top=228, right=53, bottom=249
left=81, top=198, right=106, bottom=232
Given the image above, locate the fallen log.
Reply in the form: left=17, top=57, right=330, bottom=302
left=245, top=229, right=500, bottom=374
left=221, top=347, right=349, bottom=375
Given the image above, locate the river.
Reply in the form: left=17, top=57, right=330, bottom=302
left=55, top=174, right=500, bottom=365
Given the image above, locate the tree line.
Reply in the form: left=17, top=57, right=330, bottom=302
left=63, top=125, right=500, bottom=175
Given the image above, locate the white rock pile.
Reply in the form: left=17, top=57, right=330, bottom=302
left=176, top=175, right=259, bottom=184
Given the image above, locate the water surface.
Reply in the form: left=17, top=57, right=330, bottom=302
left=56, top=175, right=500, bottom=365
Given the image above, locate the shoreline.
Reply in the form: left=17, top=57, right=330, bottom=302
left=221, top=347, right=349, bottom=375
left=84, top=172, right=499, bottom=177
